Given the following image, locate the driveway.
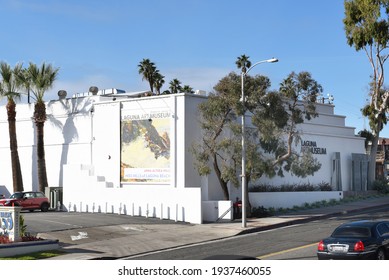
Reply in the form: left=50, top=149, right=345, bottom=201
left=22, top=211, right=184, bottom=234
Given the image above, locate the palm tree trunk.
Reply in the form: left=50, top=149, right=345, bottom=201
left=34, top=102, right=48, bottom=193
left=7, top=100, right=24, bottom=192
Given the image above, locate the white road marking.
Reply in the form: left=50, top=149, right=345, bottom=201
left=40, top=219, right=83, bottom=228
left=71, top=232, right=89, bottom=241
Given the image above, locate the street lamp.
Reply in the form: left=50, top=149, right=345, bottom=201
left=241, top=57, right=278, bottom=228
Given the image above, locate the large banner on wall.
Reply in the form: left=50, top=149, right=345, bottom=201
left=121, top=108, right=171, bottom=183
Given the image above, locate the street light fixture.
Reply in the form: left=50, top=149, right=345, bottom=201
left=241, top=57, right=278, bottom=228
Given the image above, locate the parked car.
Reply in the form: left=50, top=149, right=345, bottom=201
left=0, top=191, right=50, bottom=212
left=317, top=220, right=389, bottom=260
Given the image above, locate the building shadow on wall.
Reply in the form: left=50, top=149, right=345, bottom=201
left=48, top=98, right=93, bottom=188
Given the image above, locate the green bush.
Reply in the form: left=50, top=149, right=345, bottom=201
left=249, top=182, right=333, bottom=192
left=251, top=206, right=272, bottom=218
left=318, top=182, right=332, bottom=191
left=373, top=179, right=389, bottom=194
left=19, top=215, right=27, bottom=237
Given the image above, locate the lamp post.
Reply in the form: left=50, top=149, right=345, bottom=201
left=241, top=57, right=278, bottom=228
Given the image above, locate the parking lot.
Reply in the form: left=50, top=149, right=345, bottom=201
left=22, top=211, right=185, bottom=235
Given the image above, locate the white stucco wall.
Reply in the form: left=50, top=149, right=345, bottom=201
left=0, top=92, right=366, bottom=224
left=249, top=191, right=344, bottom=209
left=59, top=94, right=208, bottom=224
left=0, top=98, right=95, bottom=191
left=245, top=103, right=365, bottom=190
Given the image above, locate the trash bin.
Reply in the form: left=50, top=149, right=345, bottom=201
left=233, top=200, right=242, bottom=219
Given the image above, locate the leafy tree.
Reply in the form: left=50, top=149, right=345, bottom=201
left=138, top=58, right=158, bottom=93
left=344, top=0, right=389, bottom=185
left=0, top=62, right=24, bottom=192
left=192, top=61, right=322, bottom=211
left=267, top=71, right=322, bottom=176
left=18, top=62, right=59, bottom=192
left=191, top=73, right=242, bottom=200
left=246, top=71, right=322, bottom=215
left=358, top=129, right=374, bottom=150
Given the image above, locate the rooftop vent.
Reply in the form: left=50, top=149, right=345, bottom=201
left=71, top=88, right=126, bottom=98
left=195, top=90, right=207, bottom=96
left=58, top=90, right=67, bottom=99
left=89, top=86, right=99, bottom=95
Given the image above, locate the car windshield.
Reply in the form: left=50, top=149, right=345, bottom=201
left=331, top=226, right=371, bottom=238
left=9, top=193, right=23, bottom=199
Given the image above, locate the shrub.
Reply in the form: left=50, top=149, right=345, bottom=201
left=373, top=179, right=389, bottom=194
left=0, top=234, right=10, bottom=244
left=21, top=235, right=43, bottom=242
left=249, top=182, right=333, bottom=192
left=19, top=215, right=27, bottom=237
left=251, top=206, right=272, bottom=218
left=318, top=182, right=332, bottom=191
left=294, top=183, right=315, bottom=192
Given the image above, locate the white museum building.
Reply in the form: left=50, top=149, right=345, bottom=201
left=0, top=89, right=367, bottom=224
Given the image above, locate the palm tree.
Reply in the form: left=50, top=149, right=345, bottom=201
left=153, top=72, right=165, bottom=95
left=169, top=78, right=182, bottom=94
left=21, top=62, right=59, bottom=193
left=182, top=85, right=193, bottom=94
left=235, top=54, right=252, bottom=74
left=138, top=58, right=157, bottom=93
left=0, top=62, right=24, bottom=193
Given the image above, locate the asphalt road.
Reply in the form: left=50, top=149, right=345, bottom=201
left=124, top=205, right=389, bottom=260
left=20, top=205, right=389, bottom=260
left=22, top=211, right=185, bottom=234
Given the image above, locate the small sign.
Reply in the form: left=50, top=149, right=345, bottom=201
left=301, top=140, right=327, bottom=155
left=0, top=206, right=22, bottom=241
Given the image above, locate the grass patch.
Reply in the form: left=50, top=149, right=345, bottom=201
left=0, top=250, right=65, bottom=260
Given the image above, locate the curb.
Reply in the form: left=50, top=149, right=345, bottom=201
left=0, top=239, right=60, bottom=258
left=238, top=203, right=389, bottom=235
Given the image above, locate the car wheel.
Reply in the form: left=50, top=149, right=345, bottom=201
left=29, top=209, right=34, bottom=212
left=376, top=248, right=386, bottom=260
left=40, top=203, right=49, bottom=212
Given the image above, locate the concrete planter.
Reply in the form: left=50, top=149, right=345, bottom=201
left=249, top=191, right=343, bottom=209
left=0, top=239, right=59, bottom=258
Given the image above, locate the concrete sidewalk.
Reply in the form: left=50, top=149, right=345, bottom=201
left=41, top=195, right=389, bottom=260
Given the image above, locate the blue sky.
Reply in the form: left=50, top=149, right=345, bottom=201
left=0, top=0, right=386, bottom=135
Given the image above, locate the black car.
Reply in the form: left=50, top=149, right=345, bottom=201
left=317, top=220, right=389, bottom=260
